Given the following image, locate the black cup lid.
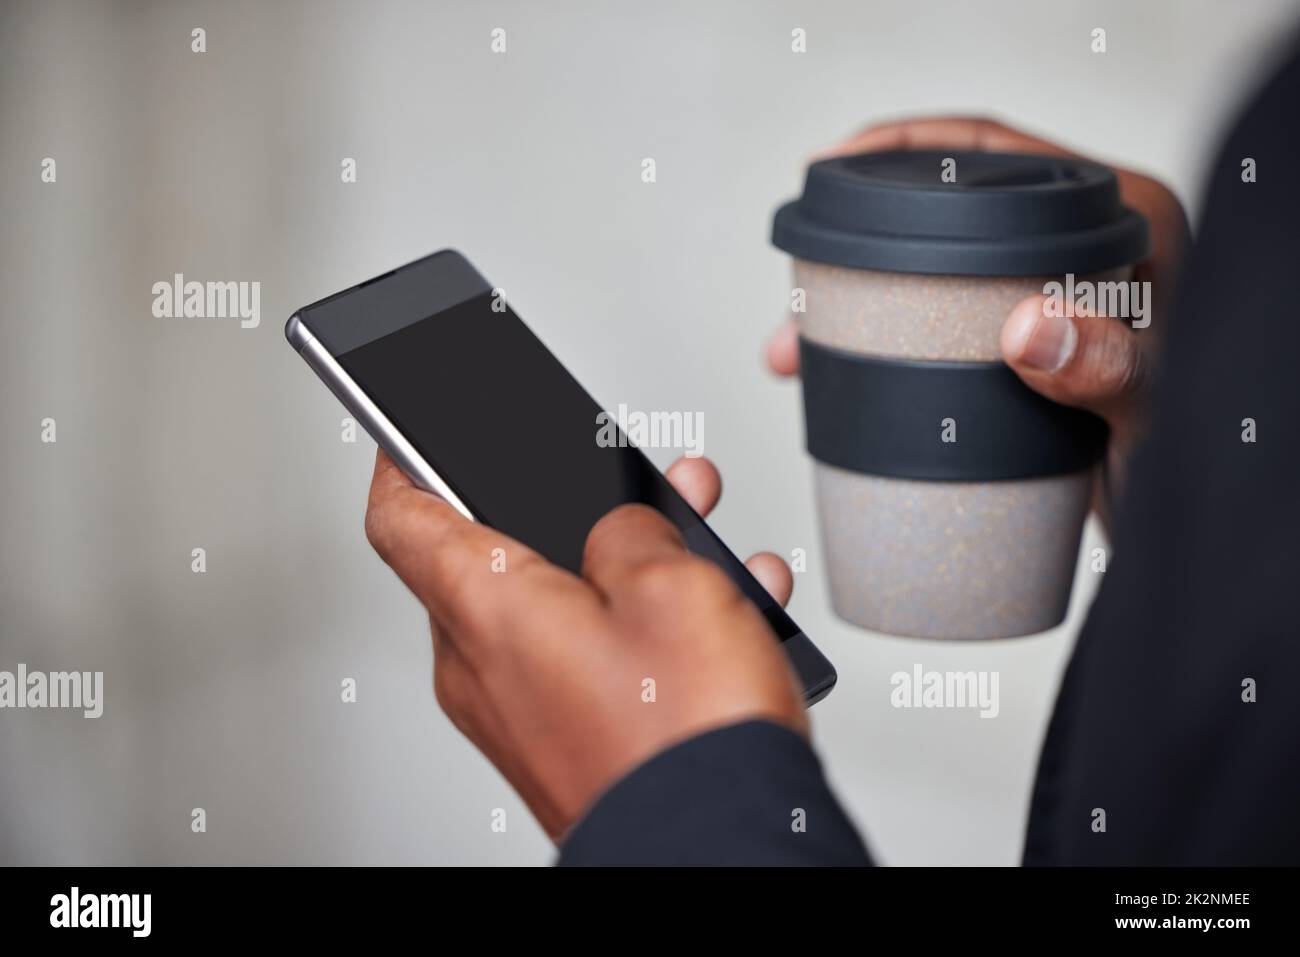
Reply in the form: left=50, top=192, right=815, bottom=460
left=772, top=149, right=1149, bottom=276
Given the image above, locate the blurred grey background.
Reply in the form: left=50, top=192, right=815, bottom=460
left=2, top=0, right=1295, bottom=865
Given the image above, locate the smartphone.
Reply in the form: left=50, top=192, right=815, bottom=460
left=286, top=250, right=836, bottom=703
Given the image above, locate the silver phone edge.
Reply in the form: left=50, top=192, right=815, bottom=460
left=285, top=312, right=476, bottom=522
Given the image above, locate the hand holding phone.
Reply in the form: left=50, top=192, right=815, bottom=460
left=287, top=250, right=837, bottom=836
left=364, top=446, right=808, bottom=839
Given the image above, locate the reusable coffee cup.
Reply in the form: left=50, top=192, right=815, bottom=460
left=772, top=150, right=1148, bottom=639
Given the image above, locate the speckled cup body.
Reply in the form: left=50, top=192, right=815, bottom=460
left=795, top=260, right=1126, bottom=639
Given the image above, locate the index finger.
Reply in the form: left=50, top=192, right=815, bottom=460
left=365, top=450, right=593, bottom=639
left=814, top=116, right=1077, bottom=161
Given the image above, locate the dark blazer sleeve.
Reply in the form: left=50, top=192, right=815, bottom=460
left=557, top=720, right=872, bottom=866
left=1024, top=39, right=1300, bottom=865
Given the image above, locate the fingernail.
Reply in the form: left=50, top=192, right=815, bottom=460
left=1016, top=311, right=1077, bottom=373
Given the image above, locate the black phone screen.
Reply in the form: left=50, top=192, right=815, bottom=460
left=307, top=254, right=801, bottom=643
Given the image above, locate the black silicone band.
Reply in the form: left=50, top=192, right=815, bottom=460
left=799, top=337, right=1107, bottom=481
